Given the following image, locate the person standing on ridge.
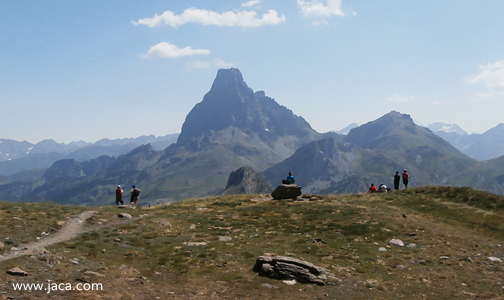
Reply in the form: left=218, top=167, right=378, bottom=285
left=394, top=171, right=401, bottom=190
left=130, top=185, right=141, bottom=206
left=402, top=169, right=410, bottom=189
left=115, top=185, right=124, bottom=206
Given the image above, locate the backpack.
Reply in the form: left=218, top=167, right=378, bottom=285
left=132, top=188, right=141, bottom=197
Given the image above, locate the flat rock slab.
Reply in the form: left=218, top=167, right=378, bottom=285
left=253, top=255, right=340, bottom=285
left=7, top=267, right=28, bottom=276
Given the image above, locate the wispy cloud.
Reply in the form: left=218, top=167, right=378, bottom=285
left=132, top=8, right=285, bottom=28
left=242, top=0, right=260, bottom=7
left=388, top=94, right=413, bottom=103
left=141, top=42, right=210, bottom=58
left=186, top=59, right=234, bottom=69
left=466, top=60, right=504, bottom=99
left=297, top=0, right=345, bottom=17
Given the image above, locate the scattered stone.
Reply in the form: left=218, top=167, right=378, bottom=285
left=262, top=283, right=278, bottom=289
left=283, top=279, right=297, bottom=285
left=408, top=232, right=417, bottom=236
left=378, top=247, right=387, bottom=252
left=196, top=207, right=208, bottom=211
left=118, top=213, right=132, bottom=219
left=388, top=239, right=404, bottom=247
left=253, top=255, right=340, bottom=285
left=84, top=271, right=105, bottom=277
left=7, top=267, right=28, bottom=276
left=460, top=257, right=473, bottom=263
left=159, top=219, right=172, bottom=227
left=417, top=260, right=427, bottom=265
left=115, top=238, right=122, bottom=242
left=488, top=257, right=502, bottom=263
left=406, top=243, right=417, bottom=248
left=395, top=265, right=406, bottom=270
left=271, top=184, right=302, bottom=200
left=69, top=259, right=79, bottom=265
left=101, top=249, right=106, bottom=253
left=183, top=242, right=208, bottom=246
left=439, top=256, right=449, bottom=260
left=0, top=242, right=4, bottom=249
left=189, top=224, right=196, bottom=230
left=219, top=236, right=232, bottom=242
left=313, top=238, right=327, bottom=244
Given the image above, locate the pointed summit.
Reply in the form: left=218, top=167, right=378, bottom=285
left=210, top=68, right=250, bottom=93
left=177, top=68, right=318, bottom=145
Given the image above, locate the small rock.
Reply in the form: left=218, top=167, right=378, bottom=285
left=189, top=224, right=196, bottom=230
left=378, top=247, right=387, bottom=252
left=406, top=243, right=417, bottom=248
left=84, top=271, right=105, bottom=277
left=417, top=260, right=427, bottom=265
left=395, top=265, right=406, bottom=270
left=7, top=267, right=28, bottom=276
left=183, top=242, right=208, bottom=246
left=262, top=283, right=278, bottom=289
left=389, top=239, right=404, bottom=247
left=101, top=249, right=106, bottom=253
left=283, top=279, right=297, bottom=285
left=218, top=236, right=232, bottom=242
left=488, top=257, right=502, bottom=263
left=118, top=213, right=132, bottom=219
left=196, top=207, right=208, bottom=211
left=69, top=259, right=79, bottom=265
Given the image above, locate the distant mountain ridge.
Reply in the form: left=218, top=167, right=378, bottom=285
left=1, top=68, right=504, bottom=205
left=428, top=123, right=504, bottom=161
left=0, top=134, right=178, bottom=176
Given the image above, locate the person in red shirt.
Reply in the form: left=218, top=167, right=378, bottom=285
left=402, top=169, right=410, bottom=189
left=115, top=185, right=124, bottom=206
left=368, top=183, right=377, bottom=193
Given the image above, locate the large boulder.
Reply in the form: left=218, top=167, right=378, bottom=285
left=271, top=184, right=302, bottom=200
left=253, top=256, right=340, bottom=285
left=223, top=166, right=273, bottom=195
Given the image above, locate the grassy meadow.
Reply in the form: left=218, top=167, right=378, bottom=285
left=0, top=186, right=504, bottom=299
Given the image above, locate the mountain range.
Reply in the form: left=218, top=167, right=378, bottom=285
left=1, top=68, right=504, bottom=205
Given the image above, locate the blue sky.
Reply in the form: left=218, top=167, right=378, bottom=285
left=2, top=0, right=504, bottom=144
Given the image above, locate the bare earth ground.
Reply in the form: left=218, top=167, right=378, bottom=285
left=0, top=211, right=98, bottom=263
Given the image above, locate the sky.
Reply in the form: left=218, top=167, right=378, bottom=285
left=2, top=0, right=504, bottom=144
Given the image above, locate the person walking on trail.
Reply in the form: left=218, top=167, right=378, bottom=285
left=130, top=185, right=141, bottom=206
left=402, top=169, right=410, bottom=189
left=368, top=183, right=377, bottom=193
left=394, top=171, right=401, bottom=190
left=115, top=185, right=124, bottom=206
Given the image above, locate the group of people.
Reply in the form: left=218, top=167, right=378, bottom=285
left=115, top=185, right=142, bottom=206
left=369, top=169, right=410, bottom=193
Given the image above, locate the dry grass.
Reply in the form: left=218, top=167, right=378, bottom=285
left=1, top=187, right=504, bottom=299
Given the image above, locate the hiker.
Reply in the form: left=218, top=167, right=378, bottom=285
left=282, top=172, right=295, bottom=184
left=130, top=185, right=141, bottom=206
left=378, top=183, right=388, bottom=192
left=115, top=185, right=124, bottom=206
left=402, top=169, right=410, bottom=189
left=368, top=183, right=377, bottom=193
left=394, top=171, right=400, bottom=190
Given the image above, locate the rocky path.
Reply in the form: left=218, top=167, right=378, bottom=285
left=0, top=211, right=98, bottom=263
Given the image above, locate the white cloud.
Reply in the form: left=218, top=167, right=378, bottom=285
left=132, top=8, right=285, bottom=28
left=242, top=0, right=260, bottom=7
left=141, top=42, right=210, bottom=58
left=186, top=59, right=234, bottom=69
left=467, top=60, right=504, bottom=99
left=388, top=94, right=413, bottom=103
left=297, top=0, right=345, bottom=17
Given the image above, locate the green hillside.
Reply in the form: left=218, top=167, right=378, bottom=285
left=1, top=187, right=504, bottom=299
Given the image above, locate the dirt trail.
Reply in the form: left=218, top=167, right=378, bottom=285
left=0, top=211, right=98, bottom=263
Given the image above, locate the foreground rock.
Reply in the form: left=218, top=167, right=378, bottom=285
left=253, top=256, right=340, bottom=285
left=271, top=184, right=302, bottom=200
left=7, top=267, right=28, bottom=276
